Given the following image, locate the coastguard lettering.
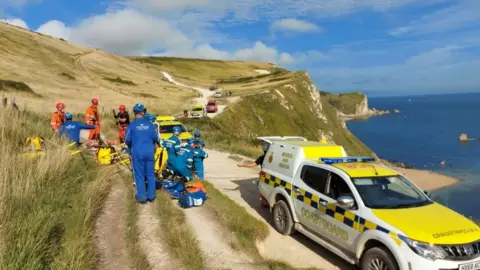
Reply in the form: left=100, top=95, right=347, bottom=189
left=301, top=207, right=349, bottom=241
left=433, top=228, right=480, bottom=238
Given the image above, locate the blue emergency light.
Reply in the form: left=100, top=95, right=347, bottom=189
left=320, top=156, right=375, bottom=164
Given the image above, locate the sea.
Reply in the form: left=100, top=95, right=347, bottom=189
left=346, top=92, right=480, bottom=219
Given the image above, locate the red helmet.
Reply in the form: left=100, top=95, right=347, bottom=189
left=91, top=98, right=99, bottom=105
left=119, top=105, right=126, bottom=111
left=56, top=102, right=65, bottom=110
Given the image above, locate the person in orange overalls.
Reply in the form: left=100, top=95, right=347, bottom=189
left=51, top=102, right=66, bottom=133
left=85, top=98, right=100, bottom=147
left=116, top=104, right=130, bottom=143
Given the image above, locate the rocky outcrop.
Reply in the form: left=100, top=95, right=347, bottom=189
left=459, top=133, right=469, bottom=142
left=321, top=91, right=396, bottom=121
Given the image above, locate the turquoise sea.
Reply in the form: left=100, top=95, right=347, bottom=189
left=346, top=92, right=480, bottom=219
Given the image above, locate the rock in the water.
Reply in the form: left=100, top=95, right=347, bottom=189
left=459, top=133, right=469, bottom=141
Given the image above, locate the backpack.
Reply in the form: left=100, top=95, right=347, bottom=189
left=162, top=180, right=185, bottom=199
left=178, top=190, right=206, bottom=208
left=185, top=181, right=207, bottom=194
left=97, top=147, right=115, bottom=165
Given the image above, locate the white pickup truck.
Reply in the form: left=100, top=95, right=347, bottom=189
left=256, top=137, right=480, bottom=270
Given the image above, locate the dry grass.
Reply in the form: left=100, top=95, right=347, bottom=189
left=0, top=22, right=196, bottom=115
left=0, top=108, right=111, bottom=269
left=131, top=56, right=274, bottom=87
left=155, top=190, right=207, bottom=270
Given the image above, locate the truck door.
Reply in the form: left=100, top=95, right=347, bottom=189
left=319, top=171, right=360, bottom=251
left=292, top=164, right=330, bottom=233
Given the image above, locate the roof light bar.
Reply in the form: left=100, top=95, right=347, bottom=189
left=320, top=156, right=375, bottom=164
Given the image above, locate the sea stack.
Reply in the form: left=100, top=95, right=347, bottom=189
left=459, top=133, right=469, bottom=142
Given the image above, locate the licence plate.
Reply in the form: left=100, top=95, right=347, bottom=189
left=460, top=261, right=480, bottom=270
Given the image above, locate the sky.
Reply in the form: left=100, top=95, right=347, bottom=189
left=1, top=0, right=479, bottom=96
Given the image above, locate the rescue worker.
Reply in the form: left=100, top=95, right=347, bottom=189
left=125, top=103, right=159, bottom=203
left=162, top=126, right=182, bottom=174
left=237, top=142, right=270, bottom=168
left=51, top=102, right=66, bottom=133
left=175, top=137, right=195, bottom=181
left=193, top=140, right=208, bottom=180
left=193, top=130, right=201, bottom=144
left=145, top=112, right=157, bottom=123
left=58, top=112, right=96, bottom=146
left=85, top=98, right=101, bottom=147
left=116, top=105, right=130, bottom=143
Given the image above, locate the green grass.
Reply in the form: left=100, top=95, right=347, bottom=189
left=0, top=109, right=111, bottom=269
left=122, top=171, right=150, bottom=270
left=156, top=190, right=207, bottom=270
left=0, top=79, right=40, bottom=96
left=183, top=72, right=372, bottom=159
left=321, top=91, right=366, bottom=115
left=202, top=182, right=320, bottom=270
left=104, top=76, right=137, bottom=86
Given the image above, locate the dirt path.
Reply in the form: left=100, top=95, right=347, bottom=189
left=94, top=176, right=132, bottom=270
left=181, top=206, right=256, bottom=270
left=137, top=202, right=181, bottom=270
left=161, top=72, right=226, bottom=118
left=203, top=149, right=356, bottom=270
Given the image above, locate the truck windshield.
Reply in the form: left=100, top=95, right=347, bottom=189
left=351, top=175, right=432, bottom=209
left=192, top=108, right=203, bottom=112
left=160, top=124, right=187, bottom=133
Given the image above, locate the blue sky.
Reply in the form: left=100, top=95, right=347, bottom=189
left=1, top=0, right=480, bottom=96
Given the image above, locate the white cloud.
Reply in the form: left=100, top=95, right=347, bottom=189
left=389, top=0, right=480, bottom=36
left=36, top=20, right=69, bottom=39
left=0, top=18, right=28, bottom=29
left=271, top=18, right=320, bottom=32
left=310, top=45, right=480, bottom=92
left=160, top=41, right=296, bottom=65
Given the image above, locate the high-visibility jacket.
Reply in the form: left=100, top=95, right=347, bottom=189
left=85, top=105, right=100, bottom=126
left=51, top=111, right=65, bottom=132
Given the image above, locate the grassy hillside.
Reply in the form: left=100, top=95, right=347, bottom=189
left=0, top=22, right=196, bottom=114
left=320, top=91, right=366, bottom=115
left=183, top=72, right=372, bottom=158
left=0, top=108, right=111, bottom=269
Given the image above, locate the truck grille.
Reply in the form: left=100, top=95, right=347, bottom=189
left=440, top=241, right=480, bottom=261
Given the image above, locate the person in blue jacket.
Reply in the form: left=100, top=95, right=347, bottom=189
left=162, top=126, right=182, bottom=173
left=125, top=103, right=159, bottom=203
left=193, top=130, right=201, bottom=144
left=58, top=112, right=95, bottom=146
left=174, top=137, right=195, bottom=181
left=193, top=140, right=208, bottom=180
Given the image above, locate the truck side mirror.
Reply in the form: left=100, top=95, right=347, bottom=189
left=424, top=190, right=431, bottom=197
left=337, top=196, right=355, bottom=209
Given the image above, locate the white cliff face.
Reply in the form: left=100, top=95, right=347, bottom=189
left=301, top=73, right=327, bottom=122
left=355, top=96, right=369, bottom=115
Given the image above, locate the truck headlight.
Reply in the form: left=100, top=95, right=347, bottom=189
left=402, top=237, right=447, bottom=260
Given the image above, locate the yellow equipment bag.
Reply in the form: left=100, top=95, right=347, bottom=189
left=154, top=147, right=168, bottom=173
left=26, top=137, right=44, bottom=151
left=97, top=147, right=116, bottom=165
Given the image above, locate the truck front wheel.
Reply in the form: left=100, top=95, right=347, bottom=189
left=360, top=247, right=399, bottom=270
left=272, top=200, right=294, bottom=235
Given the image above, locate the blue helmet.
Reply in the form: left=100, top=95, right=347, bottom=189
left=133, top=103, right=145, bottom=114
left=194, top=130, right=201, bottom=137
left=197, top=140, right=205, bottom=147
left=65, top=112, right=72, bottom=121
left=187, top=137, right=196, bottom=144
left=173, top=126, right=181, bottom=134
left=145, top=113, right=156, bottom=122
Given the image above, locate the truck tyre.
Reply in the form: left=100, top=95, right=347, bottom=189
left=272, top=200, right=294, bottom=235
left=360, top=247, right=399, bottom=270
